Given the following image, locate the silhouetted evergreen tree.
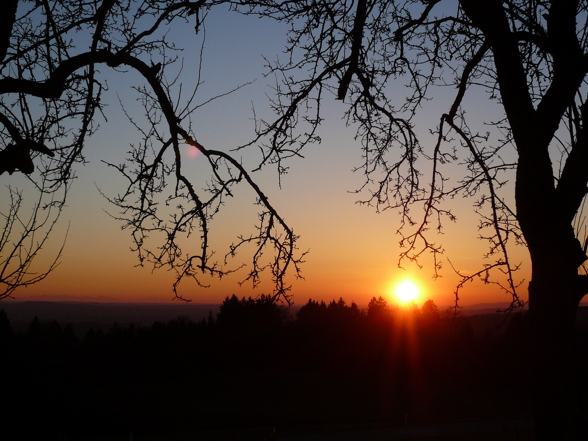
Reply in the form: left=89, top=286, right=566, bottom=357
left=420, top=299, right=440, bottom=327
left=26, top=315, right=41, bottom=339
left=367, top=296, right=393, bottom=323
left=217, top=294, right=288, bottom=334
left=296, top=299, right=327, bottom=326
left=0, top=309, right=13, bottom=343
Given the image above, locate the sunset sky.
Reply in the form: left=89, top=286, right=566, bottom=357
left=4, top=4, right=532, bottom=308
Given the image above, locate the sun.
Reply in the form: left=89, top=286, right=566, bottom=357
left=394, top=280, right=420, bottom=304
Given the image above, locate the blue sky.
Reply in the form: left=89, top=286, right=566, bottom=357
left=5, top=3, right=530, bottom=307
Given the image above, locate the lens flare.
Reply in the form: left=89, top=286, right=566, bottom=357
left=186, top=145, right=201, bottom=159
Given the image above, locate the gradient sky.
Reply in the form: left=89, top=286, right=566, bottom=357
left=4, top=4, right=531, bottom=308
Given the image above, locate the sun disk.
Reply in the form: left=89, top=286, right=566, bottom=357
left=394, top=280, right=420, bottom=304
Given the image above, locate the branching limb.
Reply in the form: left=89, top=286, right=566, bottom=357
left=0, top=184, right=68, bottom=300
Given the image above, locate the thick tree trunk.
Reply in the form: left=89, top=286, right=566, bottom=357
left=528, top=273, right=587, bottom=440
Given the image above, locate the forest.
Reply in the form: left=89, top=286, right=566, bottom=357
left=2, top=297, right=586, bottom=441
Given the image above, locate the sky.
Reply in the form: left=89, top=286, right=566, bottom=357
left=2, top=4, right=532, bottom=308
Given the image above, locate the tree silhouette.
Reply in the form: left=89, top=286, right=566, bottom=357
left=0, top=0, right=303, bottom=301
left=229, top=1, right=588, bottom=438
left=419, top=299, right=441, bottom=331
left=216, top=293, right=288, bottom=337
left=296, top=298, right=328, bottom=326
left=4, top=1, right=588, bottom=437
left=367, top=296, right=392, bottom=322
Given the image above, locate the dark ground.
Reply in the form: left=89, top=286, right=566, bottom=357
left=3, top=299, right=586, bottom=441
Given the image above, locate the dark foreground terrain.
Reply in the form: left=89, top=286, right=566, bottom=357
left=2, top=297, right=587, bottom=440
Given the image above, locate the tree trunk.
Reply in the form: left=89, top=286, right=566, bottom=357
left=528, top=273, right=587, bottom=440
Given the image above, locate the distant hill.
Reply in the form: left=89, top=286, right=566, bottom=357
left=0, top=301, right=219, bottom=334
left=459, top=302, right=527, bottom=315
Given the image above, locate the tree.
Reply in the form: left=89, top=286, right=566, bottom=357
left=5, top=1, right=588, bottom=438
left=216, top=293, right=288, bottom=332
left=228, top=1, right=588, bottom=438
left=0, top=0, right=303, bottom=301
left=366, top=295, right=392, bottom=321
left=419, top=299, right=440, bottom=330
left=296, top=298, right=328, bottom=324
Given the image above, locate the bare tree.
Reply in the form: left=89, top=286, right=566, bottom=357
left=0, top=183, right=66, bottom=298
left=5, top=0, right=588, bottom=437
left=225, top=0, right=588, bottom=439
left=0, top=0, right=304, bottom=302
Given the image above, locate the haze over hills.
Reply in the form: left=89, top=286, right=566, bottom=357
left=0, top=301, right=220, bottom=334
left=2, top=299, right=588, bottom=336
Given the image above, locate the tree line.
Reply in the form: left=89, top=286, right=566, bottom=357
left=3, top=296, right=580, bottom=440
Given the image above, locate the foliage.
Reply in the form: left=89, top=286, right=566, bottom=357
left=216, top=293, right=290, bottom=333
left=367, top=295, right=391, bottom=320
